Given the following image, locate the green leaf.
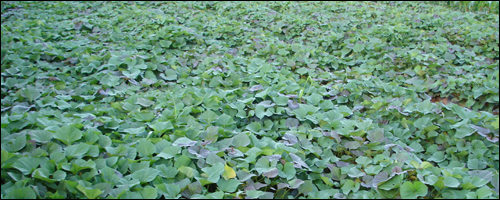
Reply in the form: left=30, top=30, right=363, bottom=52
left=137, top=139, right=156, bottom=157
left=158, top=183, right=181, bottom=199
left=141, top=187, right=158, bottom=199
left=156, top=164, right=178, bottom=178
left=378, top=175, right=402, bottom=190
left=246, top=122, right=261, bottom=134
left=298, top=180, right=314, bottom=195
left=12, top=157, right=41, bottom=175
left=157, top=146, right=181, bottom=159
left=216, top=113, right=234, bottom=126
left=255, top=157, right=272, bottom=174
left=100, top=166, right=120, bottom=183
left=246, top=190, right=265, bottom=199
left=201, top=162, right=225, bottom=183
left=65, top=143, right=91, bottom=159
left=178, top=165, right=195, bottom=178
left=200, top=109, right=218, bottom=124
left=413, top=117, right=431, bottom=129
left=292, top=106, right=308, bottom=121
left=77, top=184, right=102, bottom=199
left=444, top=51, right=456, bottom=61
left=2, top=133, right=26, bottom=152
left=123, top=68, right=141, bottom=79
left=53, top=170, right=67, bottom=180
left=306, top=93, right=322, bottom=105
left=273, top=96, right=289, bottom=106
left=29, top=130, right=53, bottom=143
left=54, top=125, right=83, bottom=146
left=341, top=179, right=356, bottom=195
left=22, top=86, right=41, bottom=102
left=455, top=126, right=475, bottom=139
left=255, top=105, right=266, bottom=119
left=353, top=43, right=365, bottom=53
left=134, top=111, right=155, bottom=122
left=443, top=176, right=460, bottom=188
left=131, top=168, right=160, bottom=183
left=278, top=48, right=289, bottom=56
left=149, top=121, right=173, bottom=134
left=163, top=69, right=178, bottom=81
left=467, top=159, right=486, bottom=170
left=203, top=126, right=219, bottom=143
left=348, top=167, right=366, bottom=178
left=217, top=178, right=241, bottom=193
left=400, top=181, right=428, bottom=199
left=33, top=168, right=56, bottom=183
left=232, top=132, right=250, bottom=147
left=136, top=97, right=155, bottom=107
left=427, top=151, right=446, bottom=163
left=4, top=187, right=37, bottom=199
left=160, top=40, right=172, bottom=48
left=476, top=187, right=493, bottom=199
left=281, top=162, right=296, bottom=180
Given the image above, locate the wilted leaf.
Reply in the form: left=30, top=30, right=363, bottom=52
left=223, top=164, right=236, bottom=180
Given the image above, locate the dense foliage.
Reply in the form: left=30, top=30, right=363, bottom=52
left=1, top=1, right=499, bottom=199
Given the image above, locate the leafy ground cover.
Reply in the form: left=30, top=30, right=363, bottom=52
left=1, top=1, right=499, bottom=199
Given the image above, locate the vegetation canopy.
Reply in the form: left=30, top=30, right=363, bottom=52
left=1, top=1, right=499, bottom=199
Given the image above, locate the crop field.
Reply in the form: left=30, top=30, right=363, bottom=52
left=1, top=1, right=499, bottom=199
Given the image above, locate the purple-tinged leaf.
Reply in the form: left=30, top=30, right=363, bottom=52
left=200, top=140, right=212, bottom=146
left=257, top=100, right=275, bottom=108
left=335, top=161, right=350, bottom=167
left=351, top=136, right=364, bottom=141
left=226, top=148, right=244, bottom=158
left=323, top=131, right=342, bottom=143
left=278, top=92, right=298, bottom=98
left=384, top=143, right=403, bottom=151
left=289, top=153, right=310, bottom=170
left=471, top=125, right=491, bottom=135
left=263, top=154, right=282, bottom=162
left=288, top=179, right=304, bottom=189
left=287, top=100, right=299, bottom=110
left=361, top=175, right=374, bottom=188
left=172, top=137, right=197, bottom=147
left=344, top=141, right=361, bottom=150
left=188, top=146, right=210, bottom=158
left=254, top=182, right=268, bottom=190
left=372, top=172, right=390, bottom=188
left=285, top=118, right=300, bottom=128
left=367, top=128, right=385, bottom=142
left=282, top=132, right=298, bottom=146
left=351, top=150, right=364, bottom=157
left=391, top=166, right=402, bottom=175
left=277, top=183, right=290, bottom=190
left=333, top=193, right=346, bottom=199
left=263, top=168, right=279, bottom=178
left=249, top=84, right=263, bottom=92
left=468, top=170, right=493, bottom=182
left=353, top=105, right=364, bottom=112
